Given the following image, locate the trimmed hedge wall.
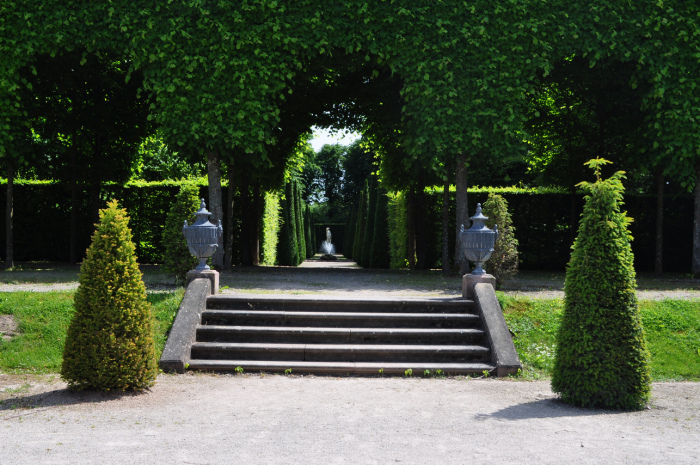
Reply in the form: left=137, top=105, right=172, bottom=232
left=0, top=181, right=692, bottom=272
left=411, top=188, right=693, bottom=273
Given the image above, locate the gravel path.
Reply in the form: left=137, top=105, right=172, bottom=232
left=0, top=374, right=698, bottom=464
left=1, top=260, right=699, bottom=463
left=1, top=259, right=698, bottom=301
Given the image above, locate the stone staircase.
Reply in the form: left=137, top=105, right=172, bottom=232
left=160, top=279, right=521, bottom=376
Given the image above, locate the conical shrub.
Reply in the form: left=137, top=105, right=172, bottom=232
left=552, top=158, right=650, bottom=410
left=62, top=200, right=157, bottom=391
left=162, top=184, right=199, bottom=284
left=483, top=193, right=519, bottom=287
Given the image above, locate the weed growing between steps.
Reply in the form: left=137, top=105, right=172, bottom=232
left=0, top=290, right=183, bottom=374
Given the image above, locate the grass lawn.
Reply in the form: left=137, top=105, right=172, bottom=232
left=499, top=294, right=700, bottom=381
left=0, top=290, right=183, bottom=374
left=1, top=286, right=698, bottom=380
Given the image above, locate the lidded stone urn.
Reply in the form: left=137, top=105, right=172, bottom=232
left=182, top=199, right=223, bottom=271
left=460, top=203, right=499, bottom=275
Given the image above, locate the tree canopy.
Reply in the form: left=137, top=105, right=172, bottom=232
left=1, top=1, right=698, bottom=190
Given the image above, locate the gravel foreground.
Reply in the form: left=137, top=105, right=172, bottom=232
left=1, top=263, right=699, bottom=464
left=0, top=374, right=698, bottom=465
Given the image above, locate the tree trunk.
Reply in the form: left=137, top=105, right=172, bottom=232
left=407, top=188, right=416, bottom=270
left=90, top=177, right=101, bottom=226
left=454, top=153, right=469, bottom=274
left=90, top=136, right=103, bottom=225
left=251, top=184, right=261, bottom=265
left=655, top=173, right=664, bottom=276
left=224, top=160, right=235, bottom=271
left=239, top=178, right=252, bottom=267
left=441, top=177, right=450, bottom=274
left=69, top=135, right=79, bottom=264
left=415, top=187, right=428, bottom=270
left=569, top=187, right=577, bottom=246
left=5, top=157, right=14, bottom=269
left=206, top=150, right=224, bottom=269
left=693, top=162, right=700, bottom=275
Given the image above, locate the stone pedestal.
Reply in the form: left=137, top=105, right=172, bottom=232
left=186, top=270, right=219, bottom=295
left=462, top=273, right=496, bottom=299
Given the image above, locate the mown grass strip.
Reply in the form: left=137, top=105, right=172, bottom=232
left=1, top=291, right=697, bottom=380
left=499, top=294, right=700, bottom=381
left=0, top=290, right=183, bottom=374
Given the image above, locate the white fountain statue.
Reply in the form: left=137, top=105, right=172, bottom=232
left=319, top=227, right=336, bottom=257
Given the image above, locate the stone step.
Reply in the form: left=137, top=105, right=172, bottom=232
left=196, top=325, right=486, bottom=344
left=190, top=342, right=491, bottom=363
left=186, top=359, right=496, bottom=375
left=206, top=295, right=474, bottom=313
left=201, top=310, right=480, bottom=328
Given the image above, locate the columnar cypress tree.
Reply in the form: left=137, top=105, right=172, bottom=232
left=353, top=183, right=367, bottom=265
left=162, top=184, right=200, bottom=284
left=345, top=209, right=356, bottom=260
left=362, top=176, right=378, bottom=267
left=61, top=200, right=157, bottom=391
left=552, top=158, right=651, bottom=410
left=304, top=204, right=313, bottom=259
left=370, top=186, right=391, bottom=268
left=288, top=180, right=300, bottom=265
left=310, top=207, right=317, bottom=256
left=277, top=181, right=298, bottom=266
left=295, top=180, right=306, bottom=262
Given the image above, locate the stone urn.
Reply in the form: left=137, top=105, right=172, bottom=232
left=460, top=203, right=498, bottom=275
left=182, top=199, right=223, bottom=271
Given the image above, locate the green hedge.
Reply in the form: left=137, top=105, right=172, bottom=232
left=400, top=187, right=693, bottom=273
left=0, top=179, right=275, bottom=266
left=0, top=181, right=692, bottom=272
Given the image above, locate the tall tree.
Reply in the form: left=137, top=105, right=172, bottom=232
left=20, top=50, right=154, bottom=261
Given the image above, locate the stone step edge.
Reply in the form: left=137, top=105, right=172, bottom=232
left=197, top=325, right=485, bottom=334
left=202, top=310, right=480, bottom=319
left=207, top=295, right=474, bottom=305
left=191, top=342, right=490, bottom=353
left=186, top=360, right=496, bottom=375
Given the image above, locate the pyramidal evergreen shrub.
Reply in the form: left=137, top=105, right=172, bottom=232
left=483, top=193, right=519, bottom=287
left=162, top=183, right=199, bottom=284
left=552, top=158, right=651, bottom=410
left=62, top=200, right=157, bottom=391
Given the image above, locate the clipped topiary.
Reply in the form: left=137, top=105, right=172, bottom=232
left=62, top=200, right=157, bottom=391
left=552, top=158, right=650, bottom=410
left=162, top=183, right=199, bottom=284
left=361, top=177, right=377, bottom=267
left=295, top=180, right=307, bottom=261
left=483, top=193, right=519, bottom=287
left=304, top=204, right=313, bottom=258
left=370, top=186, right=391, bottom=268
left=277, top=180, right=299, bottom=266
